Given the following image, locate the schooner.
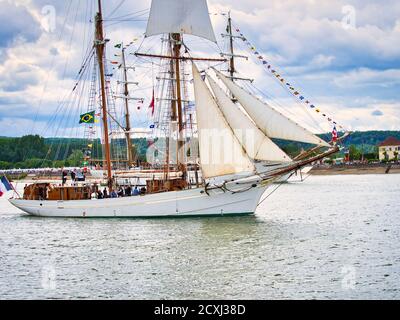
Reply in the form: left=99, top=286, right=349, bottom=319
left=9, top=0, right=341, bottom=218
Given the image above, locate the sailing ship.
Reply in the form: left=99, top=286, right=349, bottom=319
left=9, top=0, right=341, bottom=218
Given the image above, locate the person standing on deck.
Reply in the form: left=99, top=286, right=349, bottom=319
left=132, top=186, right=140, bottom=196
left=70, top=170, right=76, bottom=183
left=62, top=170, right=67, bottom=185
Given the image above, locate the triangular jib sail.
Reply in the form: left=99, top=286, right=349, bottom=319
left=206, top=75, right=291, bottom=163
left=146, top=0, right=217, bottom=43
left=192, top=64, right=255, bottom=179
left=215, top=70, right=330, bottom=147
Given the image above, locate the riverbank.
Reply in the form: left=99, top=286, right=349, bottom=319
left=311, top=164, right=400, bottom=175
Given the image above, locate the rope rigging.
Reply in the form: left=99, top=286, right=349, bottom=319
left=231, top=20, right=348, bottom=133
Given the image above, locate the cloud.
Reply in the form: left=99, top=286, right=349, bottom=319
left=333, top=68, right=400, bottom=88
left=0, top=0, right=400, bottom=137
left=0, top=1, right=41, bottom=48
left=371, top=110, right=384, bottom=116
left=212, top=0, right=400, bottom=70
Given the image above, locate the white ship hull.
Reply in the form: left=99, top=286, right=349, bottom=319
left=9, top=179, right=270, bottom=218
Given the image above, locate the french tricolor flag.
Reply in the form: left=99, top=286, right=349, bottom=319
left=332, top=126, right=338, bottom=143
left=0, top=176, right=13, bottom=197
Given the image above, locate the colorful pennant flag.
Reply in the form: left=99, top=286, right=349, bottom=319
left=233, top=25, right=346, bottom=132
left=149, top=89, right=155, bottom=116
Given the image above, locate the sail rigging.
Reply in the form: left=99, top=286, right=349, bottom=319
left=206, top=75, right=291, bottom=163
left=145, top=0, right=217, bottom=43
left=192, top=64, right=255, bottom=179
left=215, top=70, right=331, bottom=147
left=7, top=2, right=344, bottom=219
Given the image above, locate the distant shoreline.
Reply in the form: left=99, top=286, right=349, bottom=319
left=3, top=164, right=400, bottom=181
left=311, top=164, right=400, bottom=175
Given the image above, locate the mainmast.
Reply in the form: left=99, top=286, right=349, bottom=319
left=121, top=45, right=135, bottom=167
left=142, top=0, right=222, bottom=184
left=95, top=0, right=113, bottom=189
left=164, top=35, right=176, bottom=181
left=171, top=33, right=186, bottom=177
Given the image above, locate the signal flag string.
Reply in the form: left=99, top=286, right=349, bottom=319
left=232, top=24, right=347, bottom=132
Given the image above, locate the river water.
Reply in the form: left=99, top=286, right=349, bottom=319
left=0, top=174, right=399, bottom=299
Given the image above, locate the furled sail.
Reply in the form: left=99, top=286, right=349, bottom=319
left=192, top=64, right=255, bottom=179
left=215, top=71, right=330, bottom=147
left=207, top=75, right=291, bottom=163
left=145, top=0, right=217, bottom=43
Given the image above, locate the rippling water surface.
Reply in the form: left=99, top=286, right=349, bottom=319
left=0, top=174, right=399, bottom=299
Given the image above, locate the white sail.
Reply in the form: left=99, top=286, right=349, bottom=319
left=145, top=0, right=217, bottom=43
left=207, top=75, right=291, bottom=163
left=192, top=64, right=255, bottom=179
left=215, top=71, right=330, bottom=147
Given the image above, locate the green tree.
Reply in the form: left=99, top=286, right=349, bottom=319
left=15, top=135, right=48, bottom=161
left=382, top=150, right=389, bottom=162
left=0, top=161, right=11, bottom=169
left=67, top=149, right=84, bottom=167
left=349, top=145, right=361, bottom=161
left=281, top=143, right=302, bottom=157
left=52, top=160, right=66, bottom=168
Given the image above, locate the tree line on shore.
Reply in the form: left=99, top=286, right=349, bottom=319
left=0, top=135, right=148, bottom=170
left=0, top=131, right=399, bottom=169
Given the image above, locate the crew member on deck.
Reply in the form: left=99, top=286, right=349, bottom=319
left=133, top=186, right=140, bottom=196
left=62, top=170, right=67, bottom=185
left=70, top=170, right=76, bottom=183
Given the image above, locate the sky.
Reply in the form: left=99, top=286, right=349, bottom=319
left=0, top=0, right=399, bottom=137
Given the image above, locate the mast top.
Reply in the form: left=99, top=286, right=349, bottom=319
left=145, top=0, right=217, bottom=43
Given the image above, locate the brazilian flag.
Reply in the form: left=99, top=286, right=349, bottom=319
left=79, top=111, right=95, bottom=124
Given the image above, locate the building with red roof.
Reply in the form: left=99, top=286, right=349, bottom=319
left=378, top=137, right=400, bottom=161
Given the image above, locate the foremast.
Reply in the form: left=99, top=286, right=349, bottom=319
left=94, top=0, right=113, bottom=189
left=227, top=12, right=235, bottom=80
left=221, top=12, right=252, bottom=96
